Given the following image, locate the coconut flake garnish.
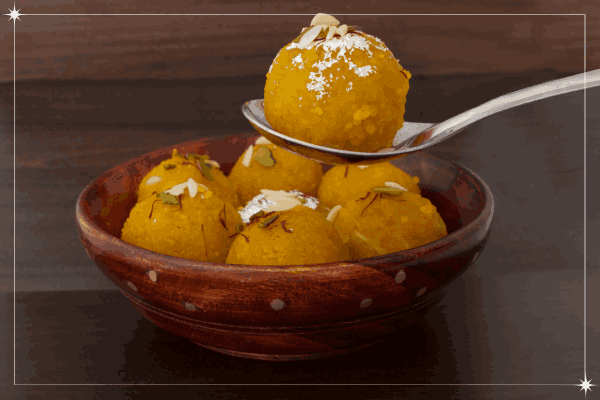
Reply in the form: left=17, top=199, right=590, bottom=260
left=292, top=54, right=304, bottom=70
left=348, top=61, right=375, bottom=78
left=288, top=33, right=379, bottom=100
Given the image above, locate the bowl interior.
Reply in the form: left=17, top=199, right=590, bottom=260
left=80, top=133, right=488, bottom=252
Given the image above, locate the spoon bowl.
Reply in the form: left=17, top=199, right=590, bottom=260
left=243, top=69, right=599, bottom=165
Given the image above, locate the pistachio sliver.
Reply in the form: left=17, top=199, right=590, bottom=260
left=254, top=146, right=276, bottom=167
left=235, top=222, right=245, bottom=233
left=372, top=187, right=405, bottom=196
left=186, top=153, right=210, bottom=162
left=315, top=26, right=329, bottom=40
left=157, top=191, right=180, bottom=205
left=248, top=210, right=266, bottom=224
left=163, top=164, right=177, bottom=170
left=197, top=160, right=214, bottom=181
left=258, top=213, right=279, bottom=228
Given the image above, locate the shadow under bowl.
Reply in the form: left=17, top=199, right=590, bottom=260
left=75, top=132, right=495, bottom=361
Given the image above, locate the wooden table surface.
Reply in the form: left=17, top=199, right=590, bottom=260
left=0, top=6, right=599, bottom=397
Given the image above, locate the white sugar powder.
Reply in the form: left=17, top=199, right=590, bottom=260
left=285, top=33, right=381, bottom=100
left=292, top=54, right=304, bottom=70
left=348, top=61, right=375, bottom=77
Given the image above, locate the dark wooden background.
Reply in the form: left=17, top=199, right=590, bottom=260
left=0, top=1, right=599, bottom=399
left=0, top=1, right=598, bottom=82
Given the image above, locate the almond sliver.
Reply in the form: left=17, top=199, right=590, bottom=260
left=241, top=145, right=254, bottom=167
left=187, top=178, right=198, bottom=198
left=165, top=181, right=188, bottom=196
left=326, top=205, right=342, bottom=222
left=145, top=176, right=162, bottom=185
left=299, top=25, right=322, bottom=48
left=384, top=181, right=408, bottom=191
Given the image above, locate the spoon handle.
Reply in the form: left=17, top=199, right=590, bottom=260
left=406, top=69, right=600, bottom=150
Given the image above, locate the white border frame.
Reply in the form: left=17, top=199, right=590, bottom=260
left=5, top=5, right=595, bottom=395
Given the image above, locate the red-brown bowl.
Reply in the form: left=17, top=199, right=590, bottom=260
left=75, top=133, right=494, bottom=361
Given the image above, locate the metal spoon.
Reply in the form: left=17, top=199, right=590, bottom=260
left=242, top=69, right=599, bottom=165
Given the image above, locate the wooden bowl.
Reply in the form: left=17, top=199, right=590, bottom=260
left=75, top=133, right=495, bottom=361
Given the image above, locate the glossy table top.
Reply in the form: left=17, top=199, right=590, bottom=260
left=0, top=73, right=598, bottom=399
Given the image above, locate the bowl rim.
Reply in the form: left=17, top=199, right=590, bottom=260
left=75, top=136, right=495, bottom=273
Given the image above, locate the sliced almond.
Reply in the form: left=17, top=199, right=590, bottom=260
left=298, top=25, right=323, bottom=48
left=198, top=183, right=209, bottom=192
left=206, top=159, right=220, bottom=169
left=326, top=205, right=342, bottom=222
left=336, top=24, right=348, bottom=37
left=254, top=136, right=272, bottom=146
left=254, top=146, right=276, bottom=167
left=260, top=189, right=298, bottom=200
left=187, top=178, right=198, bottom=198
left=241, top=144, right=254, bottom=167
left=145, top=176, right=162, bottom=185
left=165, top=181, right=188, bottom=196
left=260, top=189, right=302, bottom=212
left=326, top=25, right=336, bottom=41
left=310, top=13, right=340, bottom=27
left=354, top=231, right=369, bottom=242
left=266, top=196, right=302, bottom=212
left=385, top=181, right=408, bottom=191
left=357, top=165, right=369, bottom=169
